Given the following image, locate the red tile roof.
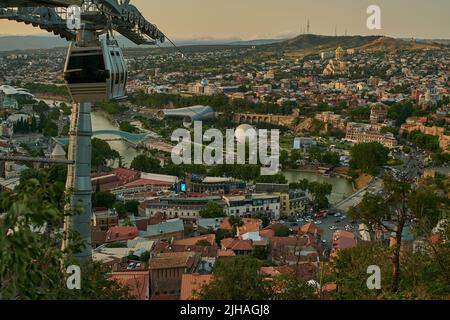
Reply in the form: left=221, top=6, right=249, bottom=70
left=180, top=274, right=213, bottom=300
left=123, top=178, right=174, bottom=188
left=300, top=222, right=323, bottom=236
left=110, top=271, right=149, bottom=300
left=174, top=234, right=216, bottom=246
left=106, top=226, right=139, bottom=243
left=221, top=238, right=254, bottom=252
left=148, top=252, right=197, bottom=270
left=217, top=249, right=236, bottom=257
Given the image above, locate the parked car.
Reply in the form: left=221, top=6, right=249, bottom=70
left=315, top=220, right=323, bottom=225
left=330, top=226, right=337, bottom=230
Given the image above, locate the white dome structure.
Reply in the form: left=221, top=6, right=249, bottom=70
left=235, top=124, right=257, bottom=145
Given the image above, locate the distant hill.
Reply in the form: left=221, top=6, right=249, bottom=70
left=0, top=35, right=68, bottom=51
left=0, top=34, right=284, bottom=51
left=0, top=33, right=445, bottom=54
left=261, top=34, right=445, bottom=57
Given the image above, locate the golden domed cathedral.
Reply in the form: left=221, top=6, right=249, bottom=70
left=335, top=45, right=344, bottom=61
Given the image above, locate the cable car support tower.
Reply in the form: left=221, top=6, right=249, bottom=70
left=0, top=0, right=166, bottom=259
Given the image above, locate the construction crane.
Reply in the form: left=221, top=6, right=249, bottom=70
left=0, top=0, right=167, bottom=259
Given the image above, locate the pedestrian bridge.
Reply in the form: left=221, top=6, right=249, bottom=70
left=56, top=130, right=148, bottom=145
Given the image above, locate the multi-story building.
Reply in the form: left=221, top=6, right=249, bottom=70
left=400, top=117, right=450, bottom=150
left=186, top=175, right=246, bottom=195
left=370, top=103, right=389, bottom=124
left=278, top=191, right=309, bottom=217
left=222, top=194, right=280, bottom=219
left=92, top=209, right=119, bottom=231
left=145, top=196, right=225, bottom=223
left=315, top=111, right=347, bottom=131
left=346, top=122, right=397, bottom=148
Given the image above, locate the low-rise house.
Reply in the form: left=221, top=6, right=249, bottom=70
left=149, top=252, right=200, bottom=299
left=92, top=209, right=119, bottom=231
left=106, top=226, right=139, bottom=243
left=140, top=218, right=184, bottom=241
left=269, top=235, right=318, bottom=265
left=220, top=238, right=254, bottom=256
left=197, top=218, right=225, bottom=233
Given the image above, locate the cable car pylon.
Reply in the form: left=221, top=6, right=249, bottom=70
left=0, top=0, right=169, bottom=260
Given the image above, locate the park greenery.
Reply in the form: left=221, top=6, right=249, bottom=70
left=350, top=142, right=389, bottom=175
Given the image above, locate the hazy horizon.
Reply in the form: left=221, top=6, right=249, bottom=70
left=0, top=0, right=449, bottom=40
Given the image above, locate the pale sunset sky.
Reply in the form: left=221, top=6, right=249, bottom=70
left=0, top=0, right=449, bottom=39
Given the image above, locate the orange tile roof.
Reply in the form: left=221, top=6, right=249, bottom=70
left=149, top=252, right=196, bottom=270
left=180, top=274, right=213, bottom=300
left=300, top=222, right=323, bottom=236
left=221, top=238, right=254, bottom=251
left=217, top=249, right=236, bottom=257
left=110, top=271, right=149, bottom=300
left=238, top=220, right=262, bottom=235
left=106, top=226, right=139, bottom=242
left=259, top=229, right=275, bottom=239
left=219, top=218, right=233, bottom=231
left=173, top=234, right=216, bottom=246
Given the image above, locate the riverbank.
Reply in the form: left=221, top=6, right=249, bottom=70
left=286, top=165, right=351, bottom=179
left=283, top=169, right=354, bottom=204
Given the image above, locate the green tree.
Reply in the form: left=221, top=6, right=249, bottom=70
left=113, top=202, right=127, bottom=219
left=197, top=256, right=271, bottom=300
left=0, top=178, right=132, bottom=300
left=251, top=246, right=269, bottom=260
left=130, top=155, right=162, bottom=173
left=92, top=191, right=116, bottom=209
left=92, top=138, right=121, bottom=171
left=349, top=175, right=442, bottom=293
left=350, top=142, right=389, bottom=174
left=275, top=225, right=292, bottom=237
left=199, top=202, right=226, bottom=218
left=197, top=256, right=316, bottom=300
left=125, top=200, right=140, bottom=216
left=196, top=240, right=212, bottom=247
left=43, top=119, right=58, bottom=137
left=119, top=121, right=137, bottom=133
left=308, top=181, right=333, bottom=210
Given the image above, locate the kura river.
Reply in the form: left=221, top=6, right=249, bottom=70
left=91, top=112, right=140, bottom=167
left=44, top=97, right=355, bottom=199
left=283, top=170, right=354, bottom=204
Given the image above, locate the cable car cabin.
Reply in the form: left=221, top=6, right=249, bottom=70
left=64, top=39, right=128, bottom=103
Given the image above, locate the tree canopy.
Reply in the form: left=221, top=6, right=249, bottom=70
left=350, top=142, right=389, bottom=175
